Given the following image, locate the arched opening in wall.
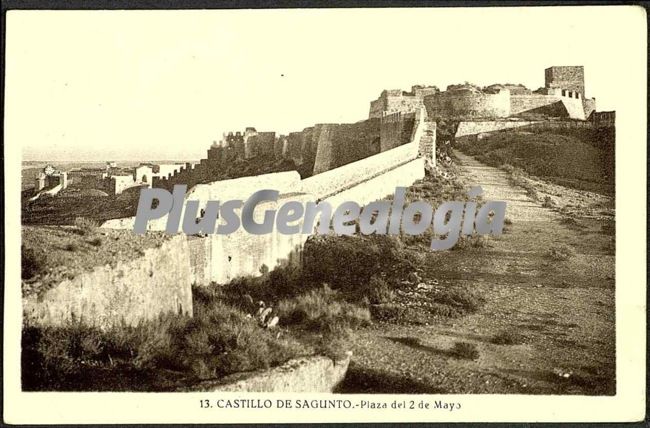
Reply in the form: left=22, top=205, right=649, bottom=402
left=142, top=175, right=148, bottom=183
left=562, top=89, right=566, bottom=96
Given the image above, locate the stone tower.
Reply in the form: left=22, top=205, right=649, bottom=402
left=545, top=66, right=585, bottom=96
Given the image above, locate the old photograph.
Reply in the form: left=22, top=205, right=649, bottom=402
left=4, top=4, right=646, bottom=424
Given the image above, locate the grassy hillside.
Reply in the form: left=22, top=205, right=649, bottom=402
left=456, top=130, right=614, bottom=195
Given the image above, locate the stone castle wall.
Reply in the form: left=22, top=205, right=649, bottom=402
left=29, top=110, right=431, bottom=327
left=312, top=119, right=381, bottom=175
left=380, top=112, right=416, bottom=152
left=301, top=138, right=421, bottom=202
left=23, top=235, right=194, bottom=329
left=455, top=118, right=607, bottom=141
left=510, top=94, right=587, bottom=120
left=424, top=89, right=511, bottom=119
left=455, top=120, right=542, bottom=138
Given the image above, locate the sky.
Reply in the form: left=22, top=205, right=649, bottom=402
left=5, top=6, right=645, bottom=161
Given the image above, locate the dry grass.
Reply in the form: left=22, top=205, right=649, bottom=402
left=491, top=330, right=526, bottom=345
left=21, top=245, right=44, bottom=279
left=451, top=342, right=480, bottom=360
left=546, top=244, right=576, bottom=261
left=73, top=217, right=99, bottom=236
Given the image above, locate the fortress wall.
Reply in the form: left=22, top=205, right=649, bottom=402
left=103, top=171, right=302, bottom=232
left=323, top=158, right=425, bottom=207
left=455, top=120, right=541, bottom=138
left=286, top=132, right=305, bottom=164
left=510, top=95, right=563, bottom=115
left=60, top=122, right=427, bottom=324
left=384, top=95, right=423, bottom=116
left=424, top=90, right=510, bottom=118
left=510, top=94, right=586, bottom=120
left=23, top=235, right=193, bottom=329
left=206, top=194, right=311, bottom=284
left=312, top=119, right=381, bottom=175
left=301, top=139, right=420, bottom=201
left=312, top=125, right=337, bottom=175
left=583, top=98, right=597, bottom=118
left=518, top=121, right=596, bottom=131
left=369, top=97, right=385, bottom=118
left=560, top=97, right=587, bottom=120
left=380, top=112, right=416, bottom=152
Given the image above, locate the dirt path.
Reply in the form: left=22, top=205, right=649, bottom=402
left=337, top=150, right=615, bottom=395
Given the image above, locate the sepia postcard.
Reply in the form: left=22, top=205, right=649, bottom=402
left=3, top=4, right=647, bottom=424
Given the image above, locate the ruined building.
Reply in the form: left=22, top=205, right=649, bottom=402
left=153, top=109, right=423, bottom=192
left=369, top=85, right=439, bottom=118
left=369, top=66, right=597, bottom=121
left=34, top=165, right=68, bottom=194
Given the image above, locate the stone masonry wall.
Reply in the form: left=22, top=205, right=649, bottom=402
left=455, top=120, right=542, bottom=138
left=23, top=235, right=193, bottom=329
left=40, top=116, right=427, bottom=325
left=380, top=112, right=416, bottom=152
left=424, top=90, right=510, bottom=118
left=312, top=119, right=381, bottom=175
left=301, top=138, right=420, bottom=201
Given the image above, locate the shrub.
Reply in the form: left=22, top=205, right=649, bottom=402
left=22, top=245, right=43, bottom=279
left=362, top=275, right=395, bottom=305
left=491, top=330, right=526, bottom=345
left=546, top=244, right=576, bottom=261
left=542, top=196, right=556, bottom=208
left=504, top=217, right=513, bottom=225
left=88, top=236, right=102, bottom=247
left=74, top=217, right=98, bottom=236
left=63, top=242, right=79, bottom=252
left=276, top=286, right=370, bottom=359
left=451, top=342, right=480, bottom=360
left=302, top=235, right=412, bottom=291
left=169, top=303, right=307, bottom=379
left=453, top=234, right=489, bottom=250
left=501, top=164, right=516, bottom=174
left=222, top=263, right=304, bottom=306
left=276, top=286, right=371, bottom=334
left=560, top=216, right=580, bottom=226
left=433, top=287, right=484, bottom=313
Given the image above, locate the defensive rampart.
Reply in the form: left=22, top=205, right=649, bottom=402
left=23, top=235, right=193, bottom=329
left=424, top=89, right=511, bottom=119
left=380, top=112, right=416, bottom=152
left=30, top=110, right=431, bottom=327
left=455, top=120, right=542, bottom=138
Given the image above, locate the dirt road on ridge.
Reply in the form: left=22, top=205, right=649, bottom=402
left=337, top=150, right=616, bottom=395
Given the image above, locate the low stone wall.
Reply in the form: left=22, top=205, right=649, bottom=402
left=455, top=120, right=541, bottom=138
left=23, top=235, right=193, bottom=329
left=177, top=353, right=351, bottom=392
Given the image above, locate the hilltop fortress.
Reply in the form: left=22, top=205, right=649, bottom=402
left=370, top=66, right=597, bottom=121
left=24, top=65, right=614, bottom=329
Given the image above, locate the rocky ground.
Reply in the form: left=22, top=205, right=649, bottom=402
left=336, top=150, right=615, bottom=395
